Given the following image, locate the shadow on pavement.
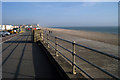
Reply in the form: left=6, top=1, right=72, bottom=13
left=32, top=43, right=62, bottom=79
left=4, top=41, right=32, bottom=43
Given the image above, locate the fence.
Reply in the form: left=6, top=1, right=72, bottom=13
left=36, top=30, right=120, bottom=80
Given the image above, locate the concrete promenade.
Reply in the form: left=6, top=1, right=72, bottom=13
left=2, top=31, right=63, bottom=79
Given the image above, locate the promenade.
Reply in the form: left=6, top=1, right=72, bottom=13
left=1, top=31, right=63, bottom=79
left=1, top=30, right=119, bottom=79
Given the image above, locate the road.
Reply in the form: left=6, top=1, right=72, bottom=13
left=1, top=34, right=17, bottom=43
left=1, top=31, right=63, bottom=79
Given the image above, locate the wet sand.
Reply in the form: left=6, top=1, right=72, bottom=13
left=46, top=28, right=118, bottom=46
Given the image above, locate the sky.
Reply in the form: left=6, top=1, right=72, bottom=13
left=0, top=1, right=2, bottom=24
left=2, top=0, right=120, bottom=2
left=2, top=2, right=118, bottom=27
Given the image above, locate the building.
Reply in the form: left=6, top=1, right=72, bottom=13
left=1, top=25, right=5, bottom=30
left=6, top=25, right=13, bottom=30
left=0, top=25, right=13, bottom=31
left=0, top=25, right=2, bottom=31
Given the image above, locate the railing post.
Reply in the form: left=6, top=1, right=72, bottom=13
left=43, top=33, right=46, bottom=43
left=72, top=41, right=76, bottom=74
left=33, top=30, right=35, bottom=43
left=39, top=31, right=41, bottom=40
left=55, top=37, right=59, bottom=56
left=42, top=30, right=46, bottom=43
left=41, top=30, right=43, bottom=41
left=47, top=34, right=50, bottom=48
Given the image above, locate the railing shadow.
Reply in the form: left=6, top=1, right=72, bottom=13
left=4, top=41, right=32, bottom=43
left=2, top=33, right=31, bottom=79
left=20, top=35, right=32, bottom=36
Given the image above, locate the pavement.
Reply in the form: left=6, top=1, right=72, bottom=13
left=1, top=34, right=18, bottom=43
left=1, top=31, right=63, bottom=79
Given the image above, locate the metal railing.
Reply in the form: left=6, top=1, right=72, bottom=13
left=38, top=30, right=120, bottom=80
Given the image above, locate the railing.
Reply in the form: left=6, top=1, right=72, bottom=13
left=38, top=30, right=120, bottom=80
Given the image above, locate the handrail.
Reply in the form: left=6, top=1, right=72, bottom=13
left=43, top=32, right=55, bottom=38
left=57, top=43, right=73, bottom=54
left=56, top=37, right=73, bottom=43
left=39, top=31, right=120, bottom=79
left=75, top=43, right=120, bottom=60
left=49, top=36, right=120, bottom=79
left=47, top=33, right=120, bottom=60
left=49, top=43, right=55, bottom=49
left=56, top=47, right=93, bottom=79
left=49, top=39, right=55, bottom=43
left=55, top=35, right=120, bottom=60
left=74, top=54, right=119, bottom=79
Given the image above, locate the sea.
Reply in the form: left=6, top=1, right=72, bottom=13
left=51, top=27, right=119, bottom=34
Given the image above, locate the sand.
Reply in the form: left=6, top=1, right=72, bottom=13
left=43, top=28, right=118, bottom=56
left=42, top=28, right=119, bottom=78
left=46, top=28, right=118, bottom=46
left=40, top=28, right=119, bottom=78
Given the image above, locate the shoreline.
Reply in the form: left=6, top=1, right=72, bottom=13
left=44, top=28, right=118, bottom=46
left=49, top=27, right=118, bottom=35
left=48, top=28, right=118, bottom=35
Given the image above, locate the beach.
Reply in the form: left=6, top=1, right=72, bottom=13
left=42, top=28, right=119, bottom=78
left=47, top=28, right=118, bottom=46
left=43, top=28, right=119, bottom=56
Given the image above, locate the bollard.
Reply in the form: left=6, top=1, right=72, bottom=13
left=47, top=34, right=50, bottom=48
left=72, top=41, right=76, bottom=74
left=55, top=37, right=59, bottom=56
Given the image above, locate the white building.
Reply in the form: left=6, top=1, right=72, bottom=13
left=6, top=25, right=13, bottom=30
left=0, top=25, right=13, bottom=31
left=25, top=26, right=28, bottom=28
left=14, top=26, right=19, bottom=28
left=0, top=25, right=2, bottom=31
left=1, top=25, right=5, bottom=30
left=29, top=26, right=32, bottom=28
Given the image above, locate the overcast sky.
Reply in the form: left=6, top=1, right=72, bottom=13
left=2, top=2, right=118, bottom=27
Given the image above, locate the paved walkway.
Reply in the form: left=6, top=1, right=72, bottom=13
left=2, top=31, right=62, bottom=79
